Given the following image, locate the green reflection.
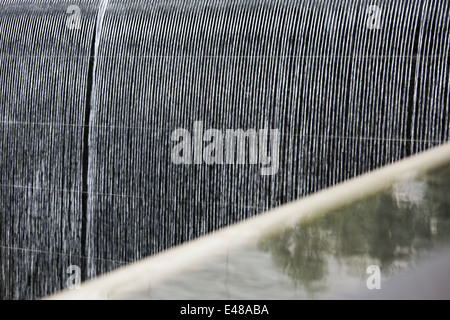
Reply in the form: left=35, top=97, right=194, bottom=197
left=260, top=219, right=330, bottom=296
left=260, top=166, right=450, bottom=295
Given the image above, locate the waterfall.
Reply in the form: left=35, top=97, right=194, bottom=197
left=1, top=0, right=449, bottom=299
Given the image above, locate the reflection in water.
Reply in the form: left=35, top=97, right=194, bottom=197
left=260, top=220, right=330, bottom=296
left=260, top=167, right=450, bottom=296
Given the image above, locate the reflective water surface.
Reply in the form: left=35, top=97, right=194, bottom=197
left=123, top=164, right=450, bottom=299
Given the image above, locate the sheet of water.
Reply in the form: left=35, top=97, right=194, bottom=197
left=1, top=0, right=449, bottom=299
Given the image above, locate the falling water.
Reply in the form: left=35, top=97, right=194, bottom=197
left=0, top=0, right=449, bottom=299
